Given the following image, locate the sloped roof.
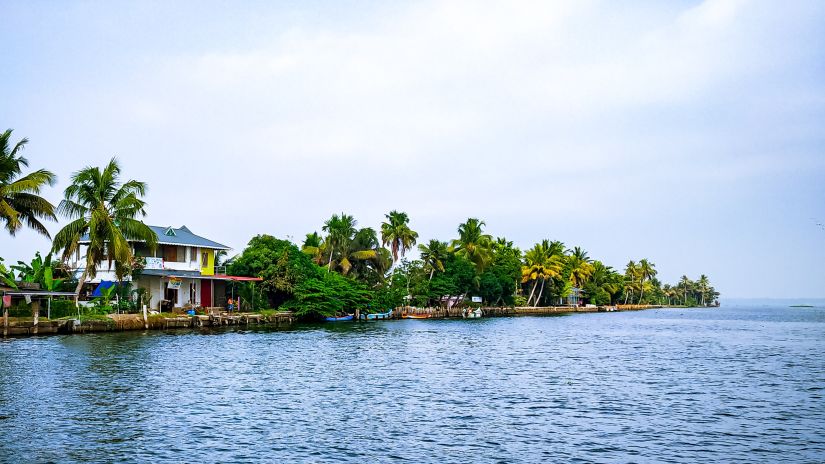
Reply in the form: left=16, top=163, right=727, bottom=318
left=80, top=225, right=230, bottom=250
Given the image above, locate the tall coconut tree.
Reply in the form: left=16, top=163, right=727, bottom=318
left=623, top=260, right=639, bottom=304
left=451, top=218, right=493, bottom=272
left=380, top=210, right=418, bottom=263
left=301, top=232, right=326, bottom=266
left=522, top=240, right=564, bottom=306
left=322, top=213, right=357, bottom=272
left=52, top=158, right=158, bottom=297
left=0, top=129, right=57, bottom=237
left=678, top=275, right=692, bottom=305
left=567, top=246, right=594, bottom=290
left=697, top=274, right=710, bottom=306
left=418, top=239, right=449, bottom=280
left=637, top=258, right=657, bottom=303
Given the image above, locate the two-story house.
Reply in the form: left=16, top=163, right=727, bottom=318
left=73, top=225, right=250, bottom=310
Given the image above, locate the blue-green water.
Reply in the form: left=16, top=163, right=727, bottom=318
left=1, top=305, right=824, bottom=463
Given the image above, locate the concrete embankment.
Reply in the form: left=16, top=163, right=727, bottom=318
left=3, top=305, right=665, bottom=337
left=393, top=304, right=663, bottom=318
left=2, top=312, right=295, bottom=337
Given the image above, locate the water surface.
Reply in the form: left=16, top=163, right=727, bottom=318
left=1, top=305, right=824, bottom=463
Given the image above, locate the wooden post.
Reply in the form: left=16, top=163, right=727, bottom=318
left=2, top=305, right=7, bottom=338
left=142, top=304, right=148, bottom=329
left=32, top=299, right=40, bottom=334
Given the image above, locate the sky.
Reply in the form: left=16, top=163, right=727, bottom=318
left=1, top=0, right=824, bottom=298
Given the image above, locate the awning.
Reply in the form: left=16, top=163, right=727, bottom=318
left=2, top=291, right=77, bottom=297
left=212, top=274, right=263, bottom=282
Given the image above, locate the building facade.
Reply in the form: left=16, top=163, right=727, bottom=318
left=72, top=225, right=234, bottom=310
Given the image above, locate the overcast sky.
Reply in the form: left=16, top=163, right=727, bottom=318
left=2, top=0, right=824, bottom=298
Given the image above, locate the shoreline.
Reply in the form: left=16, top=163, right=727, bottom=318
left=1, top=305, right=670, bottom=338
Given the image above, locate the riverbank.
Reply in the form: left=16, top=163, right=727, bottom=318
left=1, top=304, right=669, bottom=338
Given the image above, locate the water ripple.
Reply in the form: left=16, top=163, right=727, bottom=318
left=1, top=306, right=824, bottom=463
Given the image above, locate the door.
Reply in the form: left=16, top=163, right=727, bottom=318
left=200, top=280, right=212, bottom=308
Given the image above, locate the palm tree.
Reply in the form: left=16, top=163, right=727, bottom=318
left=678, top=275, right=691, bottom=305
left=0, top=129, right=57, bottom=237
left=418, top=239, right=449, bottom=280
left=637, top=258, right=657, bottom=303
left=322, top=213, right=357, bottom=272
left=697, top=274, right=710, bottom=306
left=52, top=158, right=158, bottom=297
left=301, top=232, right=326, bottom=266
left=623, top=260, right=639, bottom=304
left=380, top=210, right=418, bottom=263
left=522, top=240, right=564, bottom=306
left=451, top=218, right=493, bottom=271
left=341, top=227, right=382, bottom=278
left=590, top=261, right=622, bottom=303
left=567, top=246, right=594, bottom=290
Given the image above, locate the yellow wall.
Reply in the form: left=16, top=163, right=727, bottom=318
left=200, top=249, right=215, bottom=276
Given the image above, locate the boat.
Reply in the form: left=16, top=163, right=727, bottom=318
left=360, top=309, right=393, bottom=320
left=324, top=314, right=354, bottom=322
left=403, top=313, right=431, bottom=319
left=463, top=308, right=483, bottom=319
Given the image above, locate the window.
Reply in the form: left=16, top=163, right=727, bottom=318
left=202, top=252, right=209, bottom=267
left=190, top=248, right=198, bottom=263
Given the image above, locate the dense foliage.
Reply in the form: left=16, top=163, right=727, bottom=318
left=0, top=129, right=720, bottom=318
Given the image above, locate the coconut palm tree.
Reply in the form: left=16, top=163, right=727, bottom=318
left=0, top=129, right=57, bottom=237
left=637, top=258, right=657, bottom=303
left=451, top=218, right=493, bottom=272
left=418, top=239, right=449, bottom=280
left=52, top=158, right=158, bottom=297
left=678, top=275, right=691, bottom=305
left=590, top=261, right=622, bottom=303
left=522, top=240, right=564, bottom=306
left=301, top=232, right=326, bottom=266
left=322, top=213, right=357, bottom=272
left=380, top=210, right=418, bottom=263
left=567, top=246, right=594, bottom=290
left=622, top=260, right=637, bottom=304
left=697, top=274, right=710, bottom=306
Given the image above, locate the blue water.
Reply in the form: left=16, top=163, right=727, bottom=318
left=1, top=305, right=824, bottom=463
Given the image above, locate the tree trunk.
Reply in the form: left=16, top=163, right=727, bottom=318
left=74, top=267, right=89, bottom=307
left=526, top=280, right=538, bottom=306
left=429, top=269, right=434, bottom=281
left=637, top=277, right=646, bottom=304
left=535, top=279, right=546, bottom=307
left=32, top=301, right=39, bottom=334
left=327, top=247, right=334, bottom=273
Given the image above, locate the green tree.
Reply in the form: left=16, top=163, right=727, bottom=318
left=522, top=240, right=564, bottom=306
left=678, top=275, right=692, bottom=305
left=637, top=258, right=657, bottom=303
left=0, top=129, right=57, bottom=237
left=451, top=218, right=493, bottom=272
left=301, top=232, right=326, bottom=266
left=52, top=158, right=158, bottom=297
left=418, top=239, right=449, bottom=280
left=380, top=210, right=418, bottom=263
left=567, top=246, right=594, bottom=290
left=322, top=213, right=357, bottom=271
left=697, top=274, right=710, bottom=306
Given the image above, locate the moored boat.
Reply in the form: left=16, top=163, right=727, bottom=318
left=403, top=313, right=431, bottom=319
left=360, top=309, right=393, bottom=320
left=463, top=308, right=483, bottom=319
left=324, top=314, right=354, bottom=322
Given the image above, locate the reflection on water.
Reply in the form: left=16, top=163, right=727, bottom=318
left=1, top=306, right=824, bottom=463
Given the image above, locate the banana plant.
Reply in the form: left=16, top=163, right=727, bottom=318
left=0, top=258, right=18, bottom=289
